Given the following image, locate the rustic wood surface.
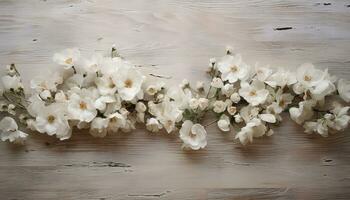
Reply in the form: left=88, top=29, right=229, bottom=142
left=1, top=0, right=350, bottom=199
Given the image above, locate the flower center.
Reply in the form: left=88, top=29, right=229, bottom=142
left=79, top=101, right=87, bottom=110
left=124, top=79, right=133, bottom=88
left=47, top=115, right=56, bottom=124
left=304, top=75, right=312, bottom=81
left=65, top=58, right=73, bottom=65
left=279, top=99, right=285, bottom=107
left=249, top=90, right=257, bottom=96
left=189, top=131, right=196, bottom=138
left=230, top=65, right=238, bottom=72
left=109, top=78, right=116, bottom=88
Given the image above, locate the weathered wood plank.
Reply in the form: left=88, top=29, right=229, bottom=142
left=0, top=0, right=350, bottom=199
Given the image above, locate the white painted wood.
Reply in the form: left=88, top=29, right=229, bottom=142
left=1, top=0, right=350, bottom=199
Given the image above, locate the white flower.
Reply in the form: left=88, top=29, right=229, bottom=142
left=255, top=65, right=272, bottom=82
left=55, top=91, right=68, bottom=102
left=309, top=78, right=336, bottom=101
left=304, top=119, right=329, bottom=137
left=213, top=100, right=227, bottom=113
left=235, top=118, right=267, bottom=145
left=227, top=106, right=237, bottom=115
left=338, top=79, right=350, bottom=103
left=240, top=105, right=260, bottom=123
left=239, top=80, right=269, bottom=106
left=234, top=114, right=243, bottom=123
left=34, top=103, right=71, bottom=140
left=296, top=63, right=325, bottom=88
left=230, top=92, right=241, bottom=103
left=217, top=114, right=230, bottom=132
left=83, top=53, right=104, bottom=73
left=94, top=95, right=116, bottom=111
left=217, top=54, right=250, bottom=83
left=30, top=72, right=63, bottom=95
left=148, top=97, right=182, bottom=133
left=167, top=87, right=192, bottom=110
left=210, top=77, right=223, bottom=88
left=221, top=84, right=235, bottom=97
left=146, top=82, right=164, bottom=96
left=0, top=117, right=28, bottom=143
left=329, top=105, right=350, bottom=131
left=146, top=118, right=162, bottom=132
left=53, top=48, right=80, bottom=69
left=265, top=69, right=296, bottom=88
left=113, top=65, right=145, bottom=101
left=90, top=117, right=109, bottom=137
left=179, top=120, right=207, bottom=150
left=189, top=98, right=199, bottom=110
left=270, top=89, right=294, bottom=114
left=198, top=98, right=209, bottom=110
left=95, top=76, right=117, bottom=96
left=289, top=100, right=315, bottom=125
left=1, top=75, right=23, bottom=91
left=67, top=92, right=97, bottom=122
left=107, top=112, right=127, bottom=133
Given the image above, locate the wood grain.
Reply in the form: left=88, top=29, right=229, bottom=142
left=1, top=0, right=350, bottom=199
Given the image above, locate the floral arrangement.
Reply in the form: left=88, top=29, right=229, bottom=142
left=0, top=46, right=349, bottom=150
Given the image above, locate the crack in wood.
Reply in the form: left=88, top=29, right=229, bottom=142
left=128, top=191, right=170, bottom=198
left=63, top=161, right=131, bottom=168
left=273, top=27, right=293, bottom=31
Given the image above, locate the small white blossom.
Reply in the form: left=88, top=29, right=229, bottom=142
left=167, top=87, right=192, bottom=110
left=148, top=97, right=182, bottom=133
left=53, top=48, right=81, bottom=69
left=239, top=80, right=269, bottom=106
left=1, top=75, right=23, bottom=91
left=217, top=54, right=250, bottom=83
left=265, top=69, right=296, bottom=88
left=235, top=118, right=267, bottom=145
left=95, top=76, right=117, bottom=96
left=146, top=82, right=164, bottom=96
left=210, top=77, right=223, bottom=88
left=234, top=114, right=243, bottom=123
left=0, top=117, right=28, bottom=144
left=113, top=65, right=145, bottom=101
left=329, top=104, right=350, bottom=131
left=34, top=103, right=71, bottom=140
left=338, top=79, right=350, bottom=103
left=189, top=98, right=199, bottom=110
left=227, top=106, right=237, bottom=115
left=221, top=83, right=235, bottom=97
left=217, top=114, right=230, bottom=132
left=255, top=65, right=272, bottom=82
left=289, top=100, right=315, bottom=125
left=90, top=117, right=109, bottom=137
left=230, top=92, right=241, bottom=103
left=67, top=92, right=97, bottom=122
left=304, top=119, right=329, bottom=137
left=179, top=120, right=207, bottom=150
left=146, top=118, right=162, bottom=132
left=213, top=100, right=227, bottom=113
left=198, top=98, right=209, bottom=110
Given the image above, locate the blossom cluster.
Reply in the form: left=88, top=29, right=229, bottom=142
left=0, top=46, right=349, bottom=150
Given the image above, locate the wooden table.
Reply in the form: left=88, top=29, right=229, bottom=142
left=1, top=0, right=350, bottom=199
